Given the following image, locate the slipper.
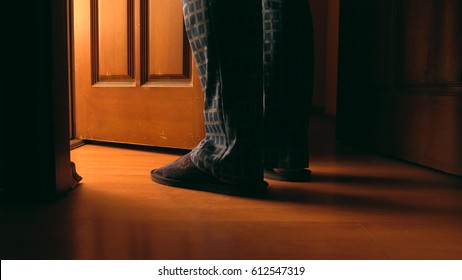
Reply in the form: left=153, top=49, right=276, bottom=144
left=264, top=168, right=311, bottom=182
left=151, top=153, right=268, bottom=197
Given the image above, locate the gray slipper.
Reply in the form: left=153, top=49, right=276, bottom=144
left=264, top=168, right=311, bottom=182
left=151, top=153, right=268, bottom=197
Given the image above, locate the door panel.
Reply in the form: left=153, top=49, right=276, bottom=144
left=72, top=0, right=204, bottom=149
left=147, top=0, right=185, bottom=76
left=402, top=0, right=461, bottom=84
left=96, top=0, right=133, bottom=81
left=337, top=0, right=462, bottom=176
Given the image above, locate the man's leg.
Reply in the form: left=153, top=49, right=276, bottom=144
left=262, top=0, right=314, bottom=181
left=151, top=0, right=266, bottom=195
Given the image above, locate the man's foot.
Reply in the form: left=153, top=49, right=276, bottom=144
left=151, top=153, right=268, bottom=197
left=264, top=168, right=311, bottom=182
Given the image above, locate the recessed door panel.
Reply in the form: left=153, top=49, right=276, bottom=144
left=72, top=0, right=204, bottom=149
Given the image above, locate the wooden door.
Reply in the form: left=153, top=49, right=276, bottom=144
left=337, top=0, right=462, bottom=176
left=72, top=0, right=204, bottom=149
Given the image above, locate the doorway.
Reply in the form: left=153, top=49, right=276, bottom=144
left=68, top=0, right=204, bottom=151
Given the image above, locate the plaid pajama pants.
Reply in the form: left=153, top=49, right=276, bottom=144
left=183, top=0, right=314, bottom=184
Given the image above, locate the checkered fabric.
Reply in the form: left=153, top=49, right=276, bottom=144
left=262, top=0, right=314, bottom=169
left=182, top=0, right=314, bottom=184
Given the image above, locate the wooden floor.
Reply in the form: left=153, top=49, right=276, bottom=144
left=1, top=115, right=462, bottom=260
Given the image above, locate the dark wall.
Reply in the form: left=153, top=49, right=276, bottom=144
left=0, top=1, right=72, bottom=202
left=337, top=0, right=462, bottom=176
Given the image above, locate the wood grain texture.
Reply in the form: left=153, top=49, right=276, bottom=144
left=1, top=115, right=461, bottom=259
left=337, top=0, right=462, bottom=176
left=73, top=0, right=204, bottom=149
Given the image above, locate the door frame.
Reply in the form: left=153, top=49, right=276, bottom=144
left=0, top=0, right=77, bottom=203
